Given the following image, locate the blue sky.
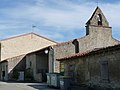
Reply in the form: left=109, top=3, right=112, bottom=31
left=0, top=0, right=120, bottom=42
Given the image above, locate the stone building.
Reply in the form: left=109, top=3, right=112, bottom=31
left=0, top=6, right=120, bottom=83
left=0, top=33, right=57, bottom=81
left=56, top=6, right=120, bottom=89
left=0, top=32, right=57, bottom=61
left=0, top=54, right=26, bottom=81
left=25, top=46, right=51, bottom=82
left=57, top=44, right=120, bottom=89
left=50, top=6, right=120, bottom=73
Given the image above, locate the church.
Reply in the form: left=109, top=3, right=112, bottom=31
left=57, top=7, right=120, bottom=89
left=0, top=6, right=120, bottom=89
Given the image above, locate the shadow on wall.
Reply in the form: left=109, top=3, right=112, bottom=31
left=8, top=55, right=26, bottom=81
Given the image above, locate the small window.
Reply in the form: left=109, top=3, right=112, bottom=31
left=30, top=61, right=32, bottom=67
left=2, top=71, right=5, bottom=77
left=100, top=61, right=109, bottom=82
left=72, top=39, right=79, bottom=53
left=60, top=63, right=65, bottom=75
left=68, top=65, right=75, bottom=78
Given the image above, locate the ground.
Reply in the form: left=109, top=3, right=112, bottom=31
left=0, top=81, right=59, bottom=90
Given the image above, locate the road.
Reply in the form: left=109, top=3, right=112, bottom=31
left=0, top=81, right=59, bottom=90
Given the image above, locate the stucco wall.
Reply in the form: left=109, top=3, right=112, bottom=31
left=1, top=33, right=56, bottom=61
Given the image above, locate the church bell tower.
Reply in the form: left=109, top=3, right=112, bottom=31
left=86, top=6, right=112, bottom=36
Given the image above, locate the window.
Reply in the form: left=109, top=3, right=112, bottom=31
left=97, top=14, right=102, bottom=25
left=72, top=39, right=79, bottom=53
left=60, top=63, right=65, bottom=75
left=68, top=65, right=75, bottom=78
left=100, top=61, right=109, bottom=82
left=2, top=71, right=5, bottom=77
left=30, top=61, right=32, bottom=67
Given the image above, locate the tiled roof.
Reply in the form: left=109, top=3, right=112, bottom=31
left=53, top=36, right=86, bottom=47
left=0, top=32, right=57, bottom=43
left=57, top=44, right=120, bottom=61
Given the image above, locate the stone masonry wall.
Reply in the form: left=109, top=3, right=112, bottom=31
left=53, top=26, right=120, bottom=73
left=1, top=33, right=56, bottom=61
left=88, top=48, right=120, bottom=89
left=62, top=47, right=120, bottom=89
left=78, top=26, right=120, bottom=53
left=53, top=42, right=75, bottom=72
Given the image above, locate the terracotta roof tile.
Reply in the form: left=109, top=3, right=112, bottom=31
left=52, top=36, right=86, bottom=47
left=57, top=44, right=120, bottom=61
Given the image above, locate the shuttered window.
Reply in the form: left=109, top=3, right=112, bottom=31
left=100, top=61, right=109, bottom=82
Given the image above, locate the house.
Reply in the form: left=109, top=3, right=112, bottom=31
left=57, top=44, right=120, bottom=89
left=0, top=33, right=57, bottom=81
left=50, top=6, right=120, bottom=73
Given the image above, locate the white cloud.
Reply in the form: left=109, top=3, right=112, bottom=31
left=0, top=0, right=120, bottom=41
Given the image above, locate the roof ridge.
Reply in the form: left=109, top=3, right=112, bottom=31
left=53, top=35, right=86, bottom=47
left=0, top=32, right=57, bottom=43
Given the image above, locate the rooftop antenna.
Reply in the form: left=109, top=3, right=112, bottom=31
left=31, top=25, right=36, bottom=39
left=32, top=25, right=36, bottom=33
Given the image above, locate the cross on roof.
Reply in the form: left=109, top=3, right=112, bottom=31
left=97, top=0, right=99, bottom=6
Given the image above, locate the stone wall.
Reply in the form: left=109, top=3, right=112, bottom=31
left=88, top=48, right=120, bottom=89
left=0, top=61, right=8, bottom=81
left=61, top=47, right=120, bottom=89
left=0, top=54, right=26, bottom=81
left=7, top=55, right=26, bottom=80
left=52, top=25, right=120, bottom=73
left=8, top=55, right=26, bottom=73
left=26, top=50, right=49, bottom=82
left=61, top=58, right=85, bottom=85
left=53, top=42, right=75, bottom=72
left=79, top=26, right=120, bottom=53
left=26, top=53, right=36, bottom=81
left=0, top=33, right=56, bottom=61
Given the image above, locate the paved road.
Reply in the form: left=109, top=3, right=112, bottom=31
left=0, top=81, right=59, bottom=90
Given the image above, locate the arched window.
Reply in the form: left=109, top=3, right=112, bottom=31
left=72, top=39, right=79, bottom=53
left=97, top=14, right=102, bottom=25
